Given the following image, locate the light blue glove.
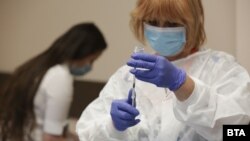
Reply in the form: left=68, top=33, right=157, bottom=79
left=127, top=53, right=186, bottom=91
left=110, top=89, right=140, bottom=131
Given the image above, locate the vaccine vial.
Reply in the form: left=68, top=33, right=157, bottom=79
left=133, top=45, right=147, bottom=71
left=134, top=45, right=144, bottom=53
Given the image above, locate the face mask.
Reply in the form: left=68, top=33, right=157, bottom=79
left=144, top=23, right=186, bottom=57
left=70, top=64, right=92, bottom=76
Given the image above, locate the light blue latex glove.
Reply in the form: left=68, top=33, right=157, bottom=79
left=127, top=53, right=186, bottom=91
left=110, top=89, right=140, bottom=131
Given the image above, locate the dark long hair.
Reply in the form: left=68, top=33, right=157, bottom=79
left=0, top=23, right=107, bottom=141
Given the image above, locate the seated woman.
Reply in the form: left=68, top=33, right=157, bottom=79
left=0, top=23, right=107, bottom=141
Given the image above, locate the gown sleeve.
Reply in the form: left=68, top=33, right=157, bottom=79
left=76, top=66, right=138, bottom=141
left=43, top=69, right=73, bottom=135
left=173, top=54, right=250, bottom=141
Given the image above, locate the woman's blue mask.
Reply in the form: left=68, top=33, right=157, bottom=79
left=144, top=23, right=186, bottom=57
left=70, top=64, right=92, bottom=76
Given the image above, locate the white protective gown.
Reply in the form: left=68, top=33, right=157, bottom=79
left=76, top=48, right=250, bottom=141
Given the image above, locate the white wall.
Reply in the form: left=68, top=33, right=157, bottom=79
left=0, top=0, right=249, bottom=82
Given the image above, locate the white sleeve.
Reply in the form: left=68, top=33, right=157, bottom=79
left=76, top=66, right=137, bottom=141
left=173, top=61, right=250, bottom=141
left=43, top=71, right=73, bottom=135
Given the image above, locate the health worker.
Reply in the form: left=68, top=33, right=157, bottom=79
left=76, top=0, right=250, bottom=141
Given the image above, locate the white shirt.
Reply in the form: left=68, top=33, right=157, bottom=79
left=33, top=64, right=73, bottom=141
left=76, top=48, right=250, bottom=141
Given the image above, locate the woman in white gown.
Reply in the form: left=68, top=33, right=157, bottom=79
left=76, top=0, right=250, bottom=141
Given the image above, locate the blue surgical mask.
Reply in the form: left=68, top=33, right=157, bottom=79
left=144, top=23, right=186, bottom=57
left=70, top=64, right=92, bottom=76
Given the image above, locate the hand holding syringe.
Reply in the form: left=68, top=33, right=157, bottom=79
left=131, top=46, right=144, bottom=107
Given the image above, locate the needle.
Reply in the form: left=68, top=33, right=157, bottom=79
left=131, top=74, right=136, bottom=107
left=130, top=45, right=144, bottom=107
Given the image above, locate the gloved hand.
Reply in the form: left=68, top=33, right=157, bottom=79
left=110, top=89, right=140, bottom=131
left=127, top=53, right=186, bottom=91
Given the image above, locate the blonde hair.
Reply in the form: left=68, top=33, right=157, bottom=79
left=130, top=0, right=206, bottom=49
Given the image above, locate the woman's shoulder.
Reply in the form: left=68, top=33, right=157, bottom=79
left=41, top=64, right=73, bottom=87
left=108, top=65, right=131, bottom=80
left=200, top=48, right=249, bottom=74
left=192, top=48, right=237, bottom=67
left=208, top=48, right=236, bottom=62
left=104, top=65, right=133, bottom=89
left=46, top=64, right=72, bottom=79
left=47, top=64, right=71, bottom=75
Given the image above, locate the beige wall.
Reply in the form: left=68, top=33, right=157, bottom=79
left=203, top=0, right=236, bottom=55
left=0, top=0, right=249, bottom=82
left=236, top=0, right=250, bottom=72
left=0, top=0, right=140, bottom=82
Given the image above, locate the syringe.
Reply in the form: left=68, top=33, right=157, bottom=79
left=131, top=46, right=144, bottom=107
